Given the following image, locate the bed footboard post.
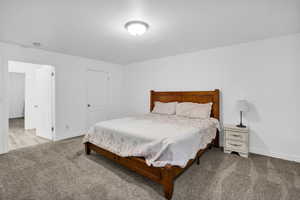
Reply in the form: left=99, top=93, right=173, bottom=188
left=85, top=143, right=91, bottom=155
left=213, top=130, right=220, bottom=147
left=162, top=165, right=174, bottom=200
left=196, top=156, right=200, bottom=165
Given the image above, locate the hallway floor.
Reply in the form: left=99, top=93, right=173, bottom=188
left=9, top=118, right=50, bottom=150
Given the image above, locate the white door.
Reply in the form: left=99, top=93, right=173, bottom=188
left=86, top=70, right=109, bottom=128
left=35, top=66, right=55, bottom=140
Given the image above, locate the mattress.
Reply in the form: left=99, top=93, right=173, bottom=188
left=83, top=113, right=219, bottom=167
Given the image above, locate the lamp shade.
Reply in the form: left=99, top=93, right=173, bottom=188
left=236, top=100, right=249, bottom=112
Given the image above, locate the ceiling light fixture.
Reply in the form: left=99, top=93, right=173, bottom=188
left=125, top=21, right=149, bottom=36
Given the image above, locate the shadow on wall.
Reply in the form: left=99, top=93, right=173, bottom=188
left=244, top=101, right=271, bottom=155
left=246, top=101, right=261, bottom=123
left=250, top=130, right=270, bottom=155
left=219, top=90, right=224, bottom=146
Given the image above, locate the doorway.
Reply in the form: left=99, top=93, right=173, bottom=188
left=8, top=61, right=55, bottom=150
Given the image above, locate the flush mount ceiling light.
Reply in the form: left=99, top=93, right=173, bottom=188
left=124, top=21, right=149, bottom=36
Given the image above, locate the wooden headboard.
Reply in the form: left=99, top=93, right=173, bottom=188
left=150, top=89, right=220, bottom=119
left=150, top=89, right=220, bottom=147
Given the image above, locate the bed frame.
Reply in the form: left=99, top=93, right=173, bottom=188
left=84, top=89, right=220, bottom=199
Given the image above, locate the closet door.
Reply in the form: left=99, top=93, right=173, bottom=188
left=86, top=69, right=109, bottom=128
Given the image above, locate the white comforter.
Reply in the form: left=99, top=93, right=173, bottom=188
left=83, top=113, right=219, bottom=167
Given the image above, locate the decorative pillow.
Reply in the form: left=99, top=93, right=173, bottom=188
left=176, top=102, right=213, bottom=119
left=152, top=101, right=177, bottom=115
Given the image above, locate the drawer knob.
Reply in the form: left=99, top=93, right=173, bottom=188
left=230, top=143, right=241, bottom=147
left=232, top=134, right=241, bottom=137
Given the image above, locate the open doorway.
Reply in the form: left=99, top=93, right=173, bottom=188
left=8, top=61, right=55, bottom=151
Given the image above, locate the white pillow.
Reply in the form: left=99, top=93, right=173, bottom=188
left=176, top=102, right=213, bottom=119
left=152, top=101, right=177, bottom=115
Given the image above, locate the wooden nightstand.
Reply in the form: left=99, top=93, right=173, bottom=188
left=224, top=124, right=249, bottom=158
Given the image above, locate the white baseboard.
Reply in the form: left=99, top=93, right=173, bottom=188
left=220, top=139, right=300, bottom=163
left=250, top=147, right=300, bottom=163
left=54, top=131, right=85, bottom=141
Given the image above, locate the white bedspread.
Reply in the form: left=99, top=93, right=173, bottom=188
left=83, top=113, right=219, bottom=167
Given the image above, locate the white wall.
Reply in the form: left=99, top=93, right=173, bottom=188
left=1, top=34, right=299, bottom=163
left=8, top=72, right=25, bottom=119
left=124, top=34, right=300, bottom=162
left=0, top=42, right=124, bottom=154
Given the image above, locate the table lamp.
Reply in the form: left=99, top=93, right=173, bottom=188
left=236, top=100, right=249, bottom=128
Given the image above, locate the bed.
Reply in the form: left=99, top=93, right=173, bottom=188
left=84, top=90, right=220, bottom=200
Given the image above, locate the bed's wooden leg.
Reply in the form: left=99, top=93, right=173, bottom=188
left=213, top=130, right=220, bottom=148
left=85, top=143, right=91, bottom=155
left=162, top=165, right=174, bottom=200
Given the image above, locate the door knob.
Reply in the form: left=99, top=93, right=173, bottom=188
left=87, top=104, right=91, bottom=107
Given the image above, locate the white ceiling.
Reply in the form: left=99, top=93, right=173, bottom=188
left=0, top=0, right=300, bottom=64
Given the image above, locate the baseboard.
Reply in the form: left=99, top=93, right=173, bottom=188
left=54, top=131, right=85, bottom=141
left=220, top=139, right=300, bottom=163
left=250, top=147, right=300, bottom=163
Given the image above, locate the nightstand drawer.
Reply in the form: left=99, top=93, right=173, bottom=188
left=225, top=140, right=247, bottom=153
left=226, top=131, right=247, bottom=142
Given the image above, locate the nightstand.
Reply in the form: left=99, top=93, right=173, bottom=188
left=224, top=124, right=249, bottom=158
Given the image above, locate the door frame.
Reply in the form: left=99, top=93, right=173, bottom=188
left=85, top=68, right=110, bottom=130
left=5, top=60, right=56, bottom=152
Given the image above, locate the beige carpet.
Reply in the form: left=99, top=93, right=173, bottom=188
left=0, top=137, right=299, bottom=200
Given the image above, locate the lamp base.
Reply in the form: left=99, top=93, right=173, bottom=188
left=236, top=124, right=247, bottom=128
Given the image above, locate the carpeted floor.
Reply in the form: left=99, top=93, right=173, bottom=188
left=0, top=137, right=299, bottom=200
